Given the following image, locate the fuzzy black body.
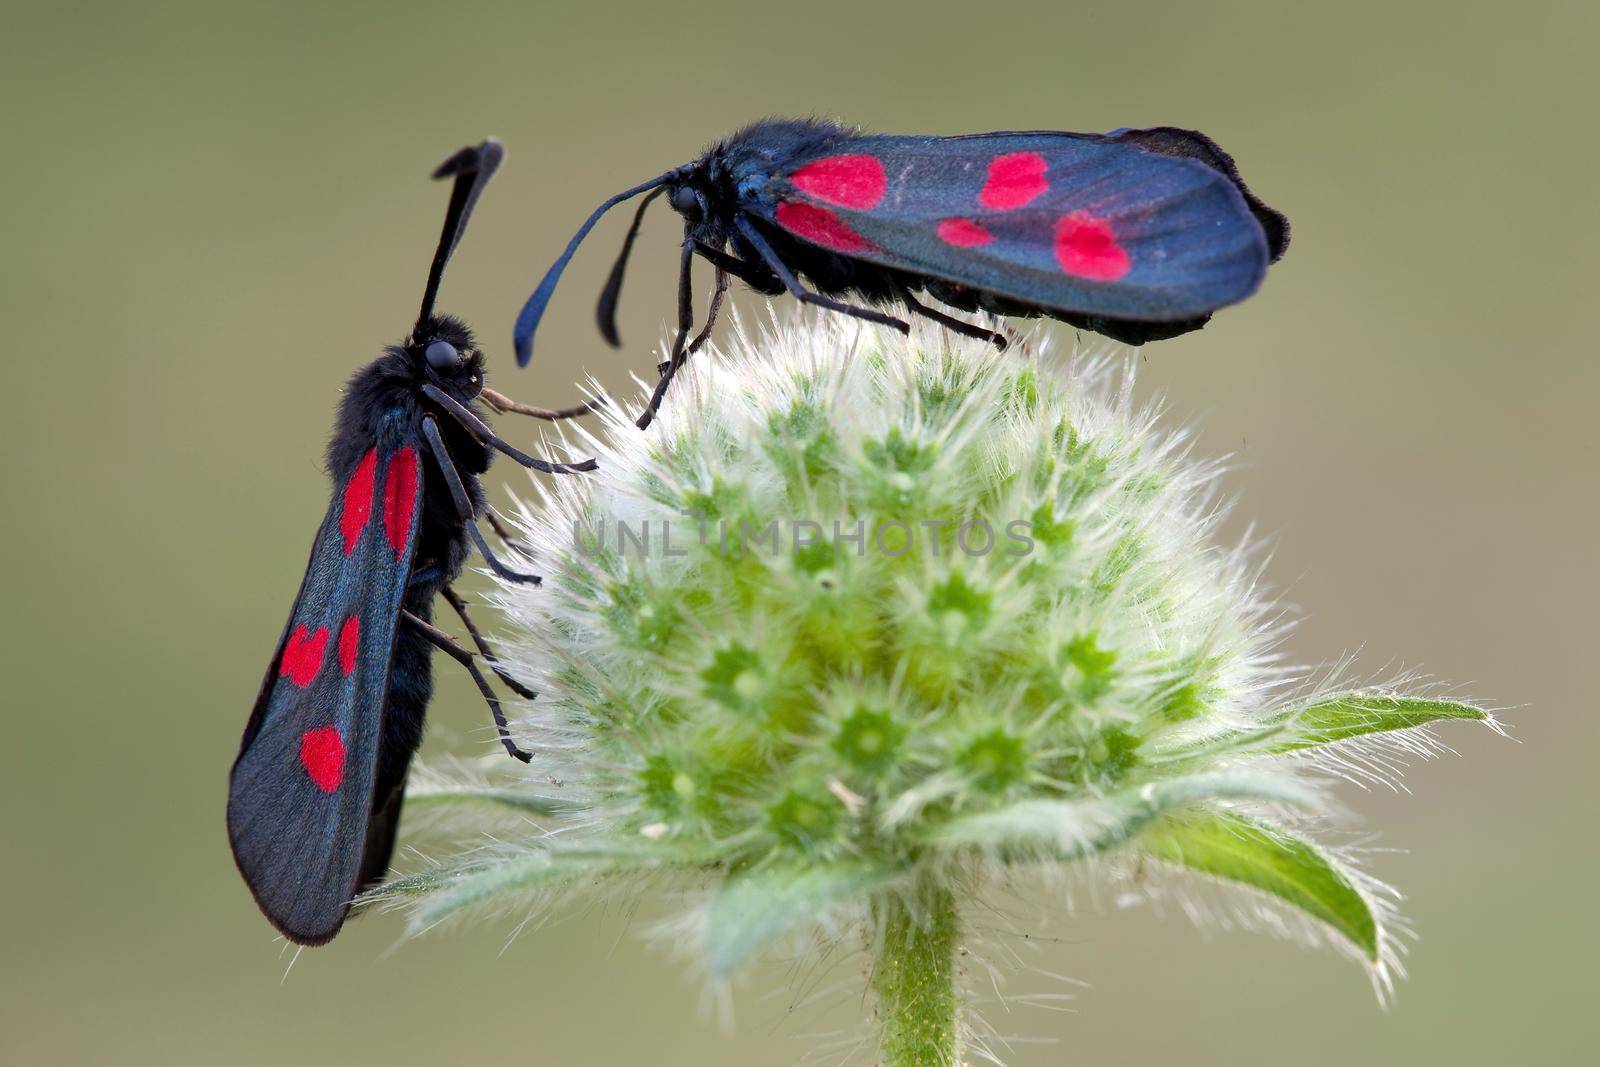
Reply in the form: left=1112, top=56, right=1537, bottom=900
left=514, top=117, right=1290, bottom=363
left=227, top=141, right=536, bottom=947
left=228, top=317, right=491, bottom=944
left=331, top=320, right=491, bottom=893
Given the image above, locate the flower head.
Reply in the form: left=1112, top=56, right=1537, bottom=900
left=377, top=312, right=1497, bottom=1063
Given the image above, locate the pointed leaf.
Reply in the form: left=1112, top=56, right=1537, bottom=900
left=404, top=783, right=585, bottom=817
left=927, top=771, right=1317, bottom=859
left=929, top=796, right=1146, bottom=857
left=1147, top=696, right=1491, bottom=764
left=1142, top=720, right=1287, bottom=763
left=707, top=863, right=899, bottom=977
left=1138, top=810, right=1379, bottom=960
left=1270, top=695, right=1489, bottom=753
left=412, top=852, right=612, bottom=926
left=373, top=843, right=691, bottom=920
left=1138, top=770, right=1320, bottom=811
left=371, top=861, right=481, bottom=898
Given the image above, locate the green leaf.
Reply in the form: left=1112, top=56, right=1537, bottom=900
left=404, top=783, right=585, bottom=817
left=413, top=854, right=584, bottom=926
left=373, top=843, right=698, bottom=921
left=1138, top=771, right=1320, bottom=811
left=707, top=863, right=899, bottom=977
left=1270, top=695, right=1489, bottom=753
left=928, top=796, right=1144, bottom=857
left=360, top=857, right=470, bottom=902
left=367, top=861, right=480, bottom=899
left=927, top=771, right=1317, bottom=859
left=1141, top=721, right=1288, bottom=763
left=1145, top=695, right=1491, bottom=765
left=1138, top=810, right=1379, bottom=961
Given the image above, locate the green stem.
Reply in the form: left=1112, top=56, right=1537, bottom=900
left=872, top=881, right=961, bottom=1067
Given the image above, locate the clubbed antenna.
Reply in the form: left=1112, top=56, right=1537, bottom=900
left=512, top=172, right=674, bottom=366
left=595, top=186, right=665, bottom=347
left=417, top=138, right=504, bottom=332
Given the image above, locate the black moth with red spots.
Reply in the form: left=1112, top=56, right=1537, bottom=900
left=514, top=117, right=1289, bottom=428
left=228, top=140, right=583, bottom=946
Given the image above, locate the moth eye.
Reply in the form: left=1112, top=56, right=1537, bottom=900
left=670, top=186, right=699, bottom=215
left=425, top=340, right=460, bottom=370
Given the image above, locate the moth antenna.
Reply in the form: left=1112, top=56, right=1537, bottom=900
left=595, top=186, right=665, bottom=347
left=512, top=172, right=674, bottom=366
left=417, top=138, right=505, bottom=333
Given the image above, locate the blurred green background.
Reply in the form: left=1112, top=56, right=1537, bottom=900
left=3, top=1, right=1594, bottom=1063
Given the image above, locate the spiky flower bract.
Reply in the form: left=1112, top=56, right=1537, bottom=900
left=377, top=312, right=1498, bottom=1066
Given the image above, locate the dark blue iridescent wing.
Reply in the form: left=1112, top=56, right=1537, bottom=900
left=761, top=130, right=1280, bottom=324
left=227, top=442, right=422, bottom=944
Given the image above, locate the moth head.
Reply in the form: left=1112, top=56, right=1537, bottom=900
left=426, top=339, right=463, bottom=371
left=668, top=182, right=702, bottom=220
left=415, top=314, right=484, bottom=398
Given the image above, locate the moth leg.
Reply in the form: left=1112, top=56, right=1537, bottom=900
left=694, top=242, right=774, bottom=290
left=402, top=609, right=532, bottom=762
left=687, top=266, right=731, bottom=358
left=421, top=383, right=598, bottom=474
left=484, top=509, right=536, bottom=559
left=637, top=263, right=730, bottom=429
left=408, top=560, right=446, bottom=588
left=479, top=387, right=601, bottom=423
left=634, top=239, right=698, bottom=430
left=441, top=586, right=538, bottom=700
left=892, top=280, right=1009, bottom=350
left=657, top=266, right=729, bottom=374
left=420, top=416, right=544, bottom=585
left=734, top=217, right=911, bottom=334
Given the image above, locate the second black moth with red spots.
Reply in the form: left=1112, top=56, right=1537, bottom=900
left=227, top=140, right=587, bottom=945
left=516, top=117, right=1289, bottom=426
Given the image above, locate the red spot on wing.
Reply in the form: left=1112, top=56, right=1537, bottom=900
left=774, top=201, right=874, bottom=253
left=382, top=447, right=419, bottom=557
left=789, top=154, right=886, bottom=210
left=298, top=726, right=346, bottom=793
left=338, top=615, right=360, bottom=676
left=280, top=625, right=329, bottom=687
left=340, top=449, right=377, bottom=555
left=1054, top=211, right=1131, bottom=281
left=936, top=218, right=994, bottom=248
left=980, top=152, right=1048, bottom=211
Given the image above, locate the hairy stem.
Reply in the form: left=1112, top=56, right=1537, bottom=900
left=872, top=881, right=961, bottom=1067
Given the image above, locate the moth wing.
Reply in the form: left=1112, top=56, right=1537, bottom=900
left=765, top=132, right=1276, bottom=324
left=226, top=444, right=423, bottom=944
left=1095, top=126, right=1288, bottom=262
